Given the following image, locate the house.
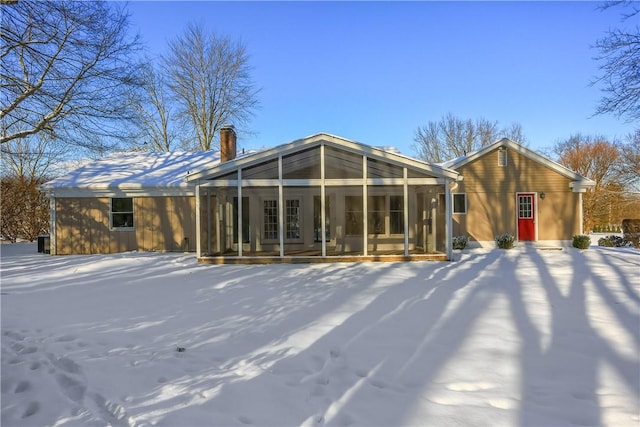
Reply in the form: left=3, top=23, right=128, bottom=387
left=41, top=128, right=462, bottom=262
left=440, top=138, right=595, bottom=247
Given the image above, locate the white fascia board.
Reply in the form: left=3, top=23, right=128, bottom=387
left=42, top=186, right=194, bottom=198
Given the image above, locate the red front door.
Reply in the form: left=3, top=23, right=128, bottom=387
left=517, top=193, right=536, bottom=241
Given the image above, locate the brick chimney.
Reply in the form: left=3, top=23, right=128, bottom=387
left=220, top=125, right=237, bottom=162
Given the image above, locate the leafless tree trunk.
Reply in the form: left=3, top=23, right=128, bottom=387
left=163, top=23, right=260, bottom=151
left=1, top=0, right=143, bottom=151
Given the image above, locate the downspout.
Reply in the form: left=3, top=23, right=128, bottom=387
left=49, top=194, right=56, bottom=255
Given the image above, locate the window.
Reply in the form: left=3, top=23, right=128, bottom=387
left=498, top=148, right=507, bottom=167
left=390, top=195, right=404, bottom=234
left=111, top=198, right=134, bottom=229
left=367, top=196, right=385, bottom=234
left=345, top=196, right=363, bottom=236
left=518, top=195, right=533, bottom=218
left=263, top=200, right=278, bottom=240
left=313, top=196, right=330, bottom=241
left=233, top=197, right=250, bottom=244
left=453, top=193, right=467, bottom=214
left=285, top=199, right=301, bottom=239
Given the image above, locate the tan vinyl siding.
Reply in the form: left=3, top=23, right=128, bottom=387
left=55, top=196, right=196, bottom=254
left=453, top=147, right=580, bottom=242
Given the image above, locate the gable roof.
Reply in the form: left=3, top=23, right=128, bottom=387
left=41, top=151, right=223, bottom=196
left=186, top=132, right=460, bottom=182
left=440, top=138, right=596, bottom=191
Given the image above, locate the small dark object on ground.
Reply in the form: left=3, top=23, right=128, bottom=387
left=177, top=347, right=186, bottom=352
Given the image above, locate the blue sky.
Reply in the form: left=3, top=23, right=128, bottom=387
left=126, top=1, right=636, bottom=156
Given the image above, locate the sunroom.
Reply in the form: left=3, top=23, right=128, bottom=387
left=187, top=132, right=461, bottom=263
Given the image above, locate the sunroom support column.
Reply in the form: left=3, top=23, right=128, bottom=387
left=237, top=169, right=243, bottom=257
left=362, top=155, right=368, bottom=256
left=278, top=155, right=284, bottom=257
left=445, top=181, right=453, bottom=260
left=195, top=184, right=201, bottom=257
left=403, top=168, right=409, bottom=257
left=321, top=144, right=327, bottom=257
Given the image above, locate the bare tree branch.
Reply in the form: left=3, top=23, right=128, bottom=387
left=1, top=1, right=143, bottom=150
left=592, top=1, right=640, bottom=122
left=412, top=113, right=526, bottom=163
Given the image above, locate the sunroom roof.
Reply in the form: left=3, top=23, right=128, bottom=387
left=186, top=133, right=459, bottom=182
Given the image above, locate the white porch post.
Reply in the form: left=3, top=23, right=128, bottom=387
left=578, top=192, right=584, bottom=235
left=445, top=181, right=453, bottom=260
left=403, top=168, right=409, bottom=257
left=362, top=155, right=368, bottom=256
left=321, top=144, right=327, bottom=257
left=195, top=184, right=201, bottom=258
left=278, top=155, right=284, bottom=257
left=237, top=169, right=243, bottom=257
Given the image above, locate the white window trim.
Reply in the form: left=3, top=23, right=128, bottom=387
left=110, top=197, right=134, bottom=231
left=262, top=198, right=279, bottom=242
left=452, top=193, right=467, bottom=215
left=498, top=149, right=508, bottom=167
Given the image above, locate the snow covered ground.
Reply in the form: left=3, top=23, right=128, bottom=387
left=1, top=243, right=638, bottom=427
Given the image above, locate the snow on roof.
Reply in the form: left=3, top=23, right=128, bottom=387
left=41, top=151, right=221, bottom=190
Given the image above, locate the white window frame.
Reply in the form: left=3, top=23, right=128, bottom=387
left=110, top=197, right=134, bottom=230
left=452, top=193, right=467, bottom=214
left=263, top=199, right=278, bottom=242
left=498, top=149, right=508, bottom=167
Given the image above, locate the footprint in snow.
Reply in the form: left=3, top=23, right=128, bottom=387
left=237, top=415, right=253, bottom=424
left=91, top=393, right=130, bottom=427
left=21, top=401, right=39, bottom=419
left=14, top=381, right=30, bottom=393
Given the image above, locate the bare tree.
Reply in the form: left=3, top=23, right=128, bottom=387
left=1, top=1, right=143, bottom=150
left=615, top=129, right=640, bottom=192
left=553, top=134, right=632, bottom=231
left=412, top=113, right=526, bottom=163
left=128, top=61, right=184, bottom=152
left=0, top=135, right=65, bottom=241
left=163, top=23, right=260, bottom=151
left=593, top=1, right=640, bottom=122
